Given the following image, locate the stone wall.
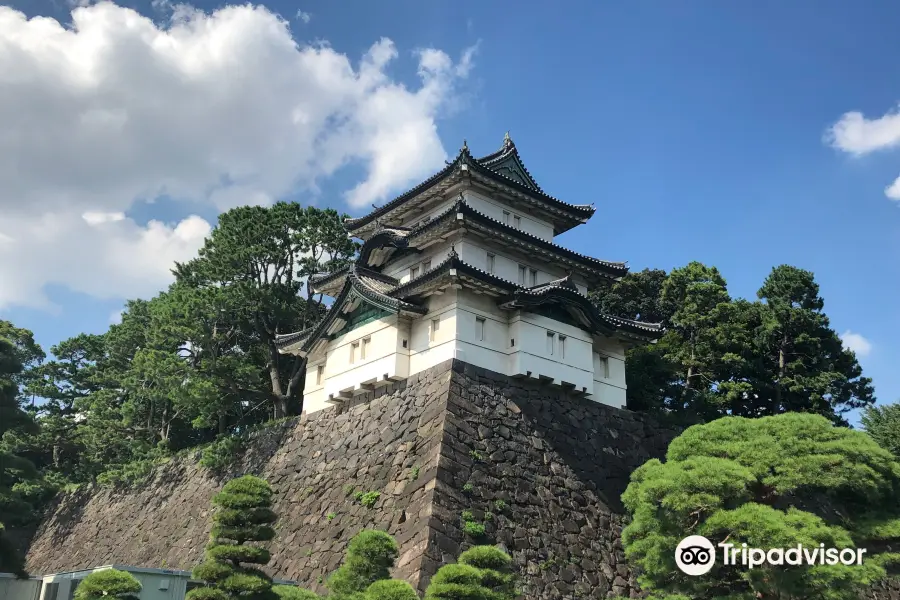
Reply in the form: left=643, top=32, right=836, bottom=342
left=423, top=361, right=679, bottom=599
left=25, top=359, right=682, bottom=598
left=28, top=359, right=900, bottom=599
left=25, top=361, right=456, bottom=593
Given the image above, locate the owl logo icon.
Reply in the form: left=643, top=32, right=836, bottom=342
left=675, top=535, right=716, bottom=576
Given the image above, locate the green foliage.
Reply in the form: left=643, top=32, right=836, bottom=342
left=354, top=491, right=380, bottom=508
left=468, top=450, right=482, bottom=461
left=73, top=568, right=142, bottom=600
left=0, top=333, right=40, bottom=575
left=462, top=521, right=486, bottom=538
left=364, top=579, right=418, bottom=600
left=862, top=402, right=900, bottom=459
left=425, top=546, right=514, bottom=600
left=327, top=530, right=399, bottom=597
left=200, top=436, right=244, bottom=472
left=492, top=500, right=506, bottom=512
left=621, top=412, right=900, bottom=599
left=591, top=264, right=874, bottom=423
left=273, top=586, right=321, bottom=600
left=462, top=483, right=474, bottom=495
left=188, top=475, right=278, bottom=600
left=409, top=466, right=420, bottom=480
left=327, top=512, right=336, bottom=521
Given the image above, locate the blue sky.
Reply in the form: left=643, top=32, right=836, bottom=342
left=1, top=0, right=898, bottom=424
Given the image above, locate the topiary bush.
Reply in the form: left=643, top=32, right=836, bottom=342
left=364, top=579, right=419, bottom=600
left=187, top=475, right=278, bottom=600
left=425, top=545, right=515, bottom=600
left=273, top=585, right=322, bottom=599
left=74, top=569, right=142, bottom=600
left=327, top=530, right=399, bottom=597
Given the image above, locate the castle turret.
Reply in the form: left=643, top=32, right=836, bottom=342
left=276, top=134, right=662, bottom=413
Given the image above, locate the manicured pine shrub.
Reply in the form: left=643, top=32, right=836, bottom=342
left=273, top=585, right=322, bottom=599
left=327, top=530, right=399, bottom=598
left=187, top=475, right=278, bottom=600
left=364, top=579, right=419, bottom=600
left=425, top=545, right=515, bottom=600
left=73, top=569, right=142, bottom=600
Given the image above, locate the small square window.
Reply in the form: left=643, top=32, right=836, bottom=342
left=486, top=253, right=495, bottom=274
left=475, top=317, right=485, bottom=341
left=423, top=260, right=431, bottom=271
left=410, top=266, right=419, bottom=279
left=316, top=365, right=324, bottom=385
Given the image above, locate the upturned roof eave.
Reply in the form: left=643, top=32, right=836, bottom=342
left=343, top=142, right=596, bottom=236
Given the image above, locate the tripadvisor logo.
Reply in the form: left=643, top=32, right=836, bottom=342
left=675, top=536, right=867, bottom=576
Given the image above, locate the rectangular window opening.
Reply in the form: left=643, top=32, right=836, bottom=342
left=402, top=339, right=408, bottom=349
left=486, top=253, right=495, bottom=274
left=510, top=338, right=516, bottom=347
left=530, top=269, right=538, bottom=286
left=546, top=332, right=555, bottom=355
left=430, top=318, right=440, bottom=342
left=410, top=266, right=419, bottom=279
left=503, top=210, right=511, bottom=224
left=316, top=365, right=324, bottom=385
left=596, top=353, right=610, bottom=379
left=361, top=337, right=370, bottom=360
left=475, top=317, right=486, bottom=341
left=350, top=341, right=359, bottom=364
left=422, top=260, right=431, bottom=271
left=559, top=335, right=567, bottom=359
left=513, top=215, right=521, bottom=229
left=518, top=264, right=527, bottom=285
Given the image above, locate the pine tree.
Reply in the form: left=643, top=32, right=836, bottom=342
left=0, top=335, right=39, bottom=576
left=73, top=569, right=142, bottom=600
left=621, top=412, right=900, bottom=599
left=188, top=475, right=278, bottom=600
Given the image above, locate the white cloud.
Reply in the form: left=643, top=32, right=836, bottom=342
left=840, top=330, right=872, bottom=358
left=827, top=107, right=900, bottom=156
left=0, top=2, right=474, bottom=310
left=295, top=10, right=311, bottom=23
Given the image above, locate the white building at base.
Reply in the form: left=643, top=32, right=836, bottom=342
left=276, top=134, right=663, bottom=414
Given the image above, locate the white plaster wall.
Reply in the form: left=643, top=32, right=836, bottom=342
left=591, top=337, right=627, bottom=408
left=408, top=294, right=460, bottom=375
left=457, top=239, right=575, bottom=290
left=507, top=311, right=594, bottom=393
left=462, top=190, right=555, bottom=241
left=385, top=239, right=458, bottom=283
left=0, top=578, right=40, bottom=600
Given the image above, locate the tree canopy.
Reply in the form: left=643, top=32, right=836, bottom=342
left=620, top=412, right=900, bottom=600
left=592, top=263, right=874, bottom=424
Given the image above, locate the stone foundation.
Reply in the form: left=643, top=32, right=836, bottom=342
left=24, top=360, right=895, bottom=598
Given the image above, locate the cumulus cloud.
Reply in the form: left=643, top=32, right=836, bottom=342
left=826, top=105, right=900, bottom=203
left=0, top=1, right=474, bottom=310
left=840, top=330, right=872, bottom=358
left=295, top=9, right=311, bottom=23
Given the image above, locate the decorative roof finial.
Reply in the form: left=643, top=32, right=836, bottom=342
left=503, top=131, right=513, bottom=148
left=461, top=139, right=468, bottom=152
left=449, top=245, right=458, bottom=259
